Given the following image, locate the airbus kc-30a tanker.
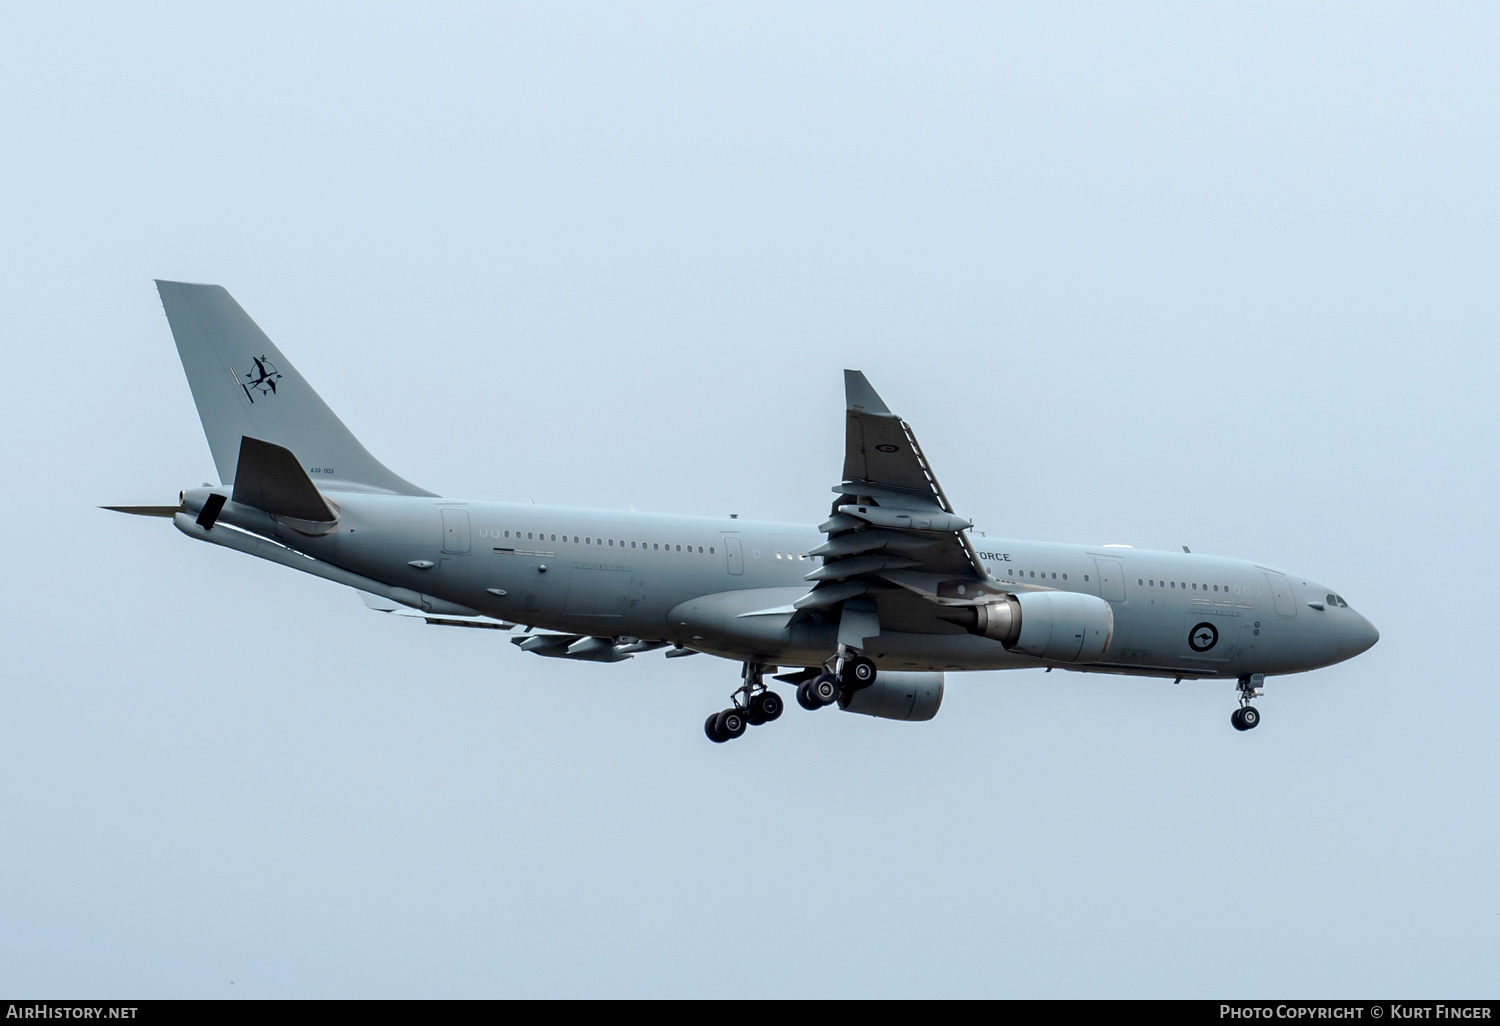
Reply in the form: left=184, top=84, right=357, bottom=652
left=107, top=282, right=1379, bottom=742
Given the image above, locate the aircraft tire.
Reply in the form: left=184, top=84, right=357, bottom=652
left=843, top=657, right=877, bottom=688
left=757, top=691, right=784, bottom=722
left=809, top=673, right=840, bottom=706
left=745, top=704, right=768, bottom=727
left=716, top=708, right=747, bottom=740
left=796, top=681, right=821, bottom=711
left=1239, top=706, right=1260, bottom=730
left=705, top=713, right=729, bottom=743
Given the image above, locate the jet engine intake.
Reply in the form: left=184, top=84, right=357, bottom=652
left=837, top=671, right=943, bottom=721
left=941, top=591, right=1113, bottom=663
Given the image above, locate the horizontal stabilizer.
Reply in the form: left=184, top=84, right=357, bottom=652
left=101, top=505, right=180, bottom=518
left=357, top=590, right=402, bottom=612
left=423, top=616, right=515, bottom=630
left=231, top=436, right=337, bottom=523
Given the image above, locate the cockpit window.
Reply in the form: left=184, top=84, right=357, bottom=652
left=1326, top=594, right=1337, bottom=606
left=1335, top=595, right=1349, bottom=608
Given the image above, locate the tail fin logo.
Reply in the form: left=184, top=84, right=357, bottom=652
left=237, top=356, right=283, bottom=404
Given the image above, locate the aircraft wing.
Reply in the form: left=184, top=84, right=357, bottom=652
left=797, top=371, right=1021, bottom=645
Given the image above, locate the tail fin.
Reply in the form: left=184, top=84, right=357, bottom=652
left=155, top=281, right=434, bottom=496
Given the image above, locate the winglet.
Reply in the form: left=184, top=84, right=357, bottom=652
left=844, top=370, right=894, bottom=417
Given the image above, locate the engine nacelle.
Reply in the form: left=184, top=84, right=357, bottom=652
left=944, top=591, right=1114, bottom=663
left=1012, top=590, right=1114, bottom=662
left=838, top=671, right=944, bottom=721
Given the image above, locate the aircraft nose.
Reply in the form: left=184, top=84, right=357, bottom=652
left=1352, top=615, right=1380, bottom=654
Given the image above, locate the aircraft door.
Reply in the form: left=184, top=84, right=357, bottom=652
left=441, top=508, right=471, bottom=554
left=1264, top=572, right=1297, bottom=617
left=725, top=537, right=744, bottom=575
left=1094, top=558, right=1126, bottom=602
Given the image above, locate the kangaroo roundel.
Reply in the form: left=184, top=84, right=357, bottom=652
left=1189, top=621, right=1219, bottom=652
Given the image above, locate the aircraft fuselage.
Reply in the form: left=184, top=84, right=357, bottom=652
left=183, top=489, right=1379, bottom=681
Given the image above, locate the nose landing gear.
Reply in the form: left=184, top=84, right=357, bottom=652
left=704, top=662, right=784, bottom=743
left=1232, top=673, right=1264, bottom=731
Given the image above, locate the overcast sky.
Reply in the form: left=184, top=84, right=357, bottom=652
left=1, top=2, right=1496, bottom=997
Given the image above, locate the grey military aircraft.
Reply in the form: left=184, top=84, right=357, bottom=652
left=107, top=282, right=1379, bottom=742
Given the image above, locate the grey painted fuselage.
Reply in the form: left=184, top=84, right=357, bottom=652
left=181, top=489, right=1379, bottom=682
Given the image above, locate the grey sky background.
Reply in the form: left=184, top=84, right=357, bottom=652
left=1, top=2, right=1496, bottom=997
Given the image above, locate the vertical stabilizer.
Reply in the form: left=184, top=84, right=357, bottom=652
left=155, top=281, right=433, bottom=495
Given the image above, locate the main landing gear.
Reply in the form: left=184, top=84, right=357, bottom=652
left=704, top=650, right=880, bottom=741
left=794, top=647, right=876, bottom=712
left=704, top=662, right=785, bottom=743
left=1231, top=673, right=1265, bottom=732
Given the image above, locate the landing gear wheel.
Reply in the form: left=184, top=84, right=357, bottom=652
left=796, top=680, right=820, bottom=711
left=1237, top=705, right=1260, bottom=730
left=843, top=656, right=877, bottom=688
left=750, top=691, right=784, bottom=722
left=705, top=712, right=728, bottom=743
left=808, top=673, right=840, bottom=707
left=745, top=703, right=767, bottom=727
left=715, top=708, right=746, bottom=740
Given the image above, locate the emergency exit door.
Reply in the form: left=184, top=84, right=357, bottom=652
left=441, top=507, right=471, bottom=553
left=1094, top=558, right=1126, bottom=602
